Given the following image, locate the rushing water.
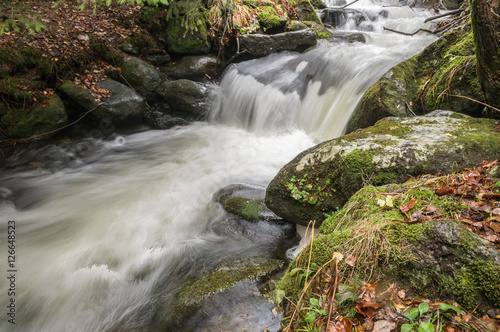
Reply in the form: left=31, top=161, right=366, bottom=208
left=1, top=1, right=438, bottom=331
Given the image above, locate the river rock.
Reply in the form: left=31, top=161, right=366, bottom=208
left=164, top=16, right=211, bottom=55
left=0, top=94, right=68, bottom=139
left=319, top=8, right=347, bottom=28
left=160, top=55, right=217, bottom=81
left=265, top=111, right=500, bottom=226
left=346, top=27, right=486, bottom=133
left=146, top=106, right=191, bottom=129
left=93, top=78, right=146, bottom=126
left=121, top=56, right=161, bottom=101
left=215, top=184, right=281, bottom=222
left=239, top=29, right=317, bottom=57
left=156, top=79, right=214, bottom=117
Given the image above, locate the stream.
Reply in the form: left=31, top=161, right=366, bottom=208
left=1, top=1, right=439, bottom=331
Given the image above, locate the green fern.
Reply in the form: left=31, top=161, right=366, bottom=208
left=0, top=2, right=46, bottom=36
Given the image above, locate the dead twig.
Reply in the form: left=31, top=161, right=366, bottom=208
left=443, top=93, right=500, bottom=113
left=419, top=73, right=434, bottom=114
left=424, top=8, right=464, bottom=23
left=383, top=27, right=433, bottom=36
left=326, top=256, right=341, bottom=331
left=406, top=101, right=417, bottom=116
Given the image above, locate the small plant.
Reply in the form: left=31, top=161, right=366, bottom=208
left=285, top=175, right=319, bottom=205
left=401, top=302, right=464, bottom=332
left=299, top=297, right=328, bottom=331
left=289, top=263, right=317, bottom=288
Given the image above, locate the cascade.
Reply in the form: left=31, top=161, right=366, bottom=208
left=0, top=1, right=439, bottom=330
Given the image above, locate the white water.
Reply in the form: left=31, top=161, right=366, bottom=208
left=1, top=2, right=438, bottom=331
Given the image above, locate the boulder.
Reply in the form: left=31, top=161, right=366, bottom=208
left=215, top=184, right=281, bottom=222
left=0, top=94, right=68, bottom=139
left=265, top=111, right=500, bottom=226
left=146, top=108, right=191, bottom=129
left=93, top=78, right=146, bottom=125
left=257, top=6, right=287, bottom=33
left=319, top=8, right=348, bottom=28
left=121, top=56, right=161, bottom=101
left=239, top=29, right=317, bottom=58
left=346, top=27, right=485, bottom=133
left=156, top=79, right=214, bottom=117
left=160, top=55, right=217, bottom=81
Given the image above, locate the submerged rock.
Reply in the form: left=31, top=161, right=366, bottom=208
left=265, top=111, right=500, bottom=226
left=215, top=184, right=282, bottom=222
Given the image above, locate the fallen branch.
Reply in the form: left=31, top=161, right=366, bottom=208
left=383, top=26, right=433, bottom=36
left=406, top=102, right=417, bottom=117
left=341, top=0, right=359, bottom=9
left=0, top=102, right=105, bottom=144
left=424, top=8, right=464, bottom=23
left=443, top=93, right=500, bottom=113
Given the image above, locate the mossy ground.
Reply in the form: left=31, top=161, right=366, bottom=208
left=276, top=165, right=500, bottom=326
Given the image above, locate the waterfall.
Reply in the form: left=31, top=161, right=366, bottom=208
left=0, top=1, right=439, bottom=331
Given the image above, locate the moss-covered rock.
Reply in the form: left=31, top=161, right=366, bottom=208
left=277, top=177, right=500, bottom=313
left=156, top=257, right=284, bottom=328
left=0, top=94, right=68, bottom=139
left=346, top=26, right=487, bottom=133
left=215, top=184, right=281, bottom=222
left=288, top=0, right=323, bottom=25
left=257, top=6, right=287, bottom=33
left=121, top=56, right=161, bottom=101
left=265, top=111, right=500, bottom=226
left=164, top=14, right=211, bottom=55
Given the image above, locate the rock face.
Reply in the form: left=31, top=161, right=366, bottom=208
left=239, top=29, right=317, bottom=57
left=94, top=78, right=146, bottom=125
left=346, top=27, right=484, bottom=133
left=0, top=95, right=68, bottom=139
left=156, top=79, right=214, bottom=117
left=265, top=111, right=500, bottom=226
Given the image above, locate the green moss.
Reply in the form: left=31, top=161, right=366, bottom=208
left=453, top=261, right=500, bottom=310
left=177, top=258, right=283, bottom=306
left=257, top=6, right=287, bottom=32
left=222, top=197, right=263, bottom=221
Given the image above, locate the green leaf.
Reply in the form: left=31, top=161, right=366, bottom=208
left=289, top=268, right=300, bottom=277
left=438, top=303, right=462, bottom=314
left=418, top=321, right=434, bottom=332
left=418, top=302, right=429, bottom=316
left=304, top=311, right=316, bottom=323
left=405, top=308, right=419, bottom=320
left=309, top=298, right=319, bottom=307
left=401, top=324, right=415, bottom=332
left=319, top=309, right=328, bottom=316
left=386, top=195, right=394, bottom=207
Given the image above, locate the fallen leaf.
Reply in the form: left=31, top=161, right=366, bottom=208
left=345, top=254, right=357, bottom=267
left=400, top=198, right=417, bottom=218
left=479, top=234, right=498, bottom=242
left=436, top=184, right=455, bottom=196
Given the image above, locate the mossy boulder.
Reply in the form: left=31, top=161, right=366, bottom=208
left=346, top=26, right=486, bottom=133
left=215, top=184, right=281, bottom=222
left=239, top=29, right=317, bottom=58
left=288, top=0, right=323, bottom=25
left=0, top=94, right=68, bottom=139
left=277, top=177, right=500, bottom=313
left=121, top=56, right=161, bottom=101
left=164, top=15, right=211, bottom=55
left=257, top=6, right=287, bottom=33
left=57, top=81, right=99, bottom=120
left=265, top=111, right=500, bottom=226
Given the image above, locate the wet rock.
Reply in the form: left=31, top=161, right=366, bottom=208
left=310, top=0, right=328, bottom=9
left=146, top=109, right=191, bottom=129
left=330, top=31, right=367, bottom=43
left=0, top=94, right=68, bottom=139
left=289, top=0, right=323, bottom=24
left=144, top=51, right=171, bottom=66
left=265, top=111, right=500, bottom=226
left=239, top=29, right=317, bottom=58
left=319, top=8, right=347, bottom=28
left=215, top=184, right=281, bottom=222
left=121, top=56, right=161, bottom=101
left=287, top=20, right=309, bottom=32
left=156, top=79, right=214, bottom=117
left=93, top=78, right=146, bottom=126
left=160, top=55, right=217, bottom=81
